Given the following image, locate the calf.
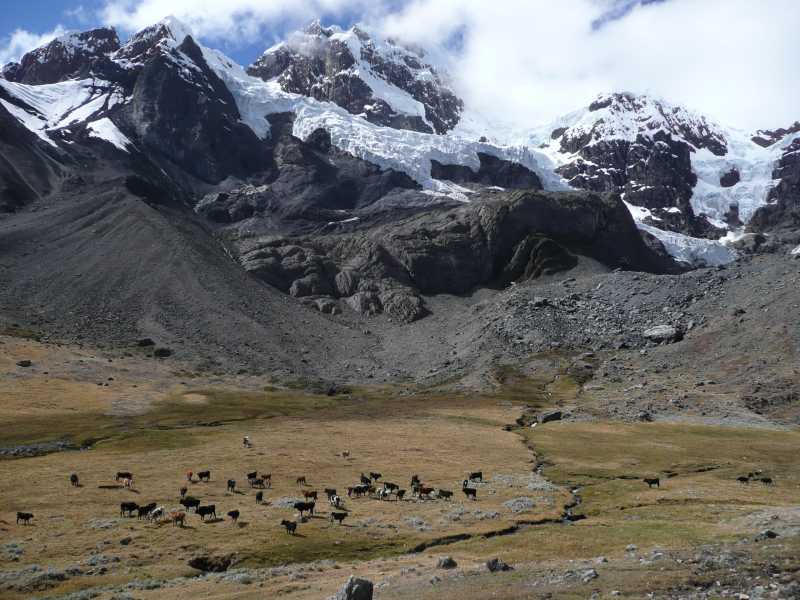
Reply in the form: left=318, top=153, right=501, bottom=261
left=122, top=477, right=134, bottom=489
left=120, top=502, right=139, bottom=517
left=180, top=497, right=201, bottom=512
left=70, top=473, right=79, bottom=487
left=116, top=471, right=133, bottom=482
left=137, top=503, right=157, bottom=519
left=644, top=478, right=660, bottom=488
left=437, top=489, right=453, bottom=501
left=303, top=490, right=318, bottom=501
left=180, top=486, right=188, bottom=498
left=256, top=491, right=264, bottom=504
left=261, top=473, right=272, bottom=488
left=469, top=471, right=483, bottom=482
left=16, top=512, right=33, bottom=525
left=330, top=511, right=347, bottom=525
left=171, top=511, right=186, bottom=527
left=227, top=510, right=240, bottom=524
left=197, top=505, right=217, bottom=521
left=296, top=476, right=307, bottom=487
left=281, top=519, right=297, bottom=535
left=198, top=470, right=211, bottom=482
left=227, top=479, right=236, bottom=493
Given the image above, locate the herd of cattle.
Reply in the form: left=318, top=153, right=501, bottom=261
left=14, top=467, right=488, bottom=534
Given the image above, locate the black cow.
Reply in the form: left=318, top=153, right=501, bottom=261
left=370, top=472, right=382, bottom=481
left=256, top=491, right=264, bottom=504
left=736, top=476, right=750, bottom=484
left=760, top=477, right=774, bottom=485
left=180, top=497, right=201, bottom=512
left=198, top=470, right=211, bottom=482
left=180, top=486, right=188, bottom=498
left=227, top=479, right=236, bottom=493
left=644, top=478, right=660, bottom=488
left=197, top=505, right=217, bottom=521
left=396, top=489, right=406, bottom=501
left=461, top=481, right=477, bottom=500
left=469, top=471, right=483, bottom=482
left=330, top=511, right=347, bottom=525
left=120, top=502, right=139, bottom=517
left=227, top=510, right=240, bottom=524
left=324, top=488, right=337, bottom=499
left=281, top=519, right=297, bottom=534
left=137, top=503, right=157, bottom=519
left=293, top=501, right=315, bottom=517
left=116, top=471, right=133, bottom=482
left=70, top=473, right=79, bottom=487
left=360, top=473, right=371, bottom=485
left=16, top=512, right=33, bottom=525
left=246, top=471, right=258, bottom=481
left=437, top=489, right=453, bottom=500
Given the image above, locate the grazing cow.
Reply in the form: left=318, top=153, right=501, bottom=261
left=330, top=495, right=343, bottom=508
left=120, top=502, right=139, bottom=517
left=296, top=476, right=307, bottom=487
left=437, top=489, right=453, bottom=501
left=293, top=501, right=315, bottom=517
left=370, top=472, right=382, bottom=481
left=330, top=511, right=347, bottom=525
left=736, top=476, right=750, bottom=484
left=137, top=503, right=157, bottom=519
left=261, top=473, right=272, bottom=488
left=171, top=511, right=186, bottom=527
left=180, top=497, right=201, bottom=512
left=227, top=479, right=236, bottom=493
left=198, top=471, right=211, bottom=482
left=341, top=450, right=350, bottom=459
left=180, top=486, right=188, bottom=498
left=325, top=488, right=337, bottom=499
left=246, top=471, right=258, bottom=481
left=281, top=519, right=297, bottom=534
left=197, top=505, right=216, bottom=521
left=644, top=478, right=660, bottom=488
left=383, top=482, right=399, bottom=492
left=148, top=506, right=164, bottom=522
left=396, top=489, right=406, bottom=501
left=256, top=491, right=264, bottom=504
left=461, top=481, right=477, bottom=500
left=116, top=471, right=133, bottom=482
left=469, top=471, right=483, bottom=482
left=360, top=473, right=371, bottom=486
left=419, top=486, right=435, bottom=499
left=377, top=488, right=391, bottom=501
left=70, top=473, right=79, bottom=487
left=761, top=477, right=774, bottom=486
left=227, top=510, right=240, bottom=524
left=303, top=490, right=318, bottom=501
left=243, top=436, right=252, bottom=448
left=16, top=512, right=33, bottom=525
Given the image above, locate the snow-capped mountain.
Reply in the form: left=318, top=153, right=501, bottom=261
left=247, top=20, right=463, bottom=135
left=0, top=16, right=798, bottom=275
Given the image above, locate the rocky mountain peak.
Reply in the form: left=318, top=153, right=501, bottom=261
left=247, top=22, right=463, bottom=135
left=2, top=27, right=120, bottom=84
left=116, top=16, right=194, bottom=63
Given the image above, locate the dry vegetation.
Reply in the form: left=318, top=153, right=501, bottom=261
left=1, top=337, right=799, bottom=599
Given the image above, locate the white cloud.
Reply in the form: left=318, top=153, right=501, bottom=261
left=0, top=25, right=68, bottom=65
left=379, top=0, right=800, bottom=131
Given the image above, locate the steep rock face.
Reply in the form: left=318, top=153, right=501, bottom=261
left=247, top=22, right=463, bottom=134
left=238, top=190, right=677, bottom=322
left=430, top=153, right=543, bottom=190
left=750, top=137, right=800, bottom=232
left=2, top=28, right=121, bottom=85
left=544, top=93, right=729, bottom=237
left=751, top=122, right=800, bottom=148
left=120, top=34, right=270, bottom=183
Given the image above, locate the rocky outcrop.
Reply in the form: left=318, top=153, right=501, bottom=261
left=238, top=190, right=677, bottom=322
left=247, top=22, right=463, bottom=134
left=431, top=153, right=542, bottom=190
left=751, top=122, right=800, bottom=148
left=2, top=28, right=121, bottom=84
left=750, top=137, right=800, bottom=232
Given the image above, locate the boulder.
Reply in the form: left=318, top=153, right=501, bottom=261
left=333, top=576, right=374, bottom=600
left=486, top=558, right=513, bottom=572
left=538, top=410, right=562, bottom=424
left=188, top=554, right=234, bottom=572
left=643, top=325, right=682, bottom=343
left=153, top=348, right=172, bottom=358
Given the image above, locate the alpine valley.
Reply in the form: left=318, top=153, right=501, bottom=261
left=1, top=16, right=799, bottom=600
